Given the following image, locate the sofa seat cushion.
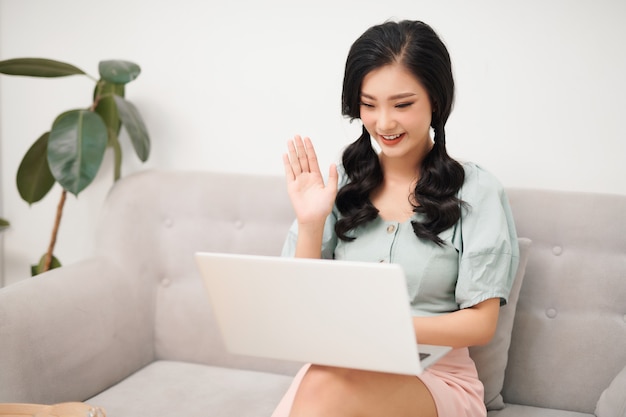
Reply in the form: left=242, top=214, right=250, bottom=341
left=87, top=361, right=293, bottom=417
left=488, top=403, right=593, bottom=417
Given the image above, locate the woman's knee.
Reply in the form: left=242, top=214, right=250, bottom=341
left=289, top=365, right=361, bottom=416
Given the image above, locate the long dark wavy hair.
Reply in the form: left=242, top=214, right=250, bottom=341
left=336, top=20, right=465, bottom=246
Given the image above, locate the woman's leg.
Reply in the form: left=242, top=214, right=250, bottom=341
left=271, top=364, right=312, bottom=417
left=287, top=365, right=437, bottom=417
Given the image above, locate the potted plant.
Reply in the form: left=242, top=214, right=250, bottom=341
left=0, top=58, right=150, bottom=275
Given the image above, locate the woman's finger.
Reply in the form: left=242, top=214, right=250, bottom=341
left=283, top=153, right=295, bottom=182
left=303, top=137, right=321, bottom=175
left=294, top=135, right=310, bottom=173
left=287, top=139, right=302, bottom=175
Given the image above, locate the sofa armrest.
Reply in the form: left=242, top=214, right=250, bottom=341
left=0, top=258, right=154, bottom=403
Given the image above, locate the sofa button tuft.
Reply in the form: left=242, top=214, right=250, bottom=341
left=161, top=278, right=171, bottom=287
left=552, top=246, right=563, bottom=256
left=234, top=220, right=244, bottom=229
left=546, top=308, right=558, bottom=319
left=164, top=218, right=174, bottom=228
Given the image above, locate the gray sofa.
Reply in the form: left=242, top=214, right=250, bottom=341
left=1, top=170, right=625, bottom=417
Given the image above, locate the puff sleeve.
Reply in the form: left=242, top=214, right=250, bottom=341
left=453, top=163, right=520, bottom=309
left=281, top=211, right=339, bottom=259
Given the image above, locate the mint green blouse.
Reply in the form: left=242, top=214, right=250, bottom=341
left=281, top=162, right=520, bottom=317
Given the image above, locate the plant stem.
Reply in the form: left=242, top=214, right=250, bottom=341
left=112, top=137, right=122, bottom=180
left=43, top=189, right=67, bottom=273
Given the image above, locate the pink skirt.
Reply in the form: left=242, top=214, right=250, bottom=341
left=271, top=347, right=486, bottom=417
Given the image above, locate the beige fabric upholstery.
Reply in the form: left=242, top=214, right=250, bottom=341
left=1, top=170, right=624, bottom=417
left=503, top=189, right=626, bottom=414
left=94, top=170, right=301, bottom=375
left=0, top=258, right=153, bottom=403
left=87, top=361, right=294, bottom=417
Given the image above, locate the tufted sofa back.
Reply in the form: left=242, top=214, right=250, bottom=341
left=96, top=170, right=301, bottom=375
left=95, top=170, right=626, bottom=413
left=504, top=189, right=626, bottom=413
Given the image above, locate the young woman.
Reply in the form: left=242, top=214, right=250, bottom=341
left=276, top=20, right=519, bottom=417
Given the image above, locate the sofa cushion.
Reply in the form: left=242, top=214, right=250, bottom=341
left=470, top=238, right=532, bottom=410
left=595, top=364, right=626, bottom=417
left=487, top=403, right=593, bottom=417
left=87, top=361, right=294, bottom=417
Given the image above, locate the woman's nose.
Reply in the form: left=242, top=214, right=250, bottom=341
left=377, top=109, right=396, bottom=131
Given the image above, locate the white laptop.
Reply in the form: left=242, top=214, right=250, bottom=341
left=194, top=252, right=451, bottom=375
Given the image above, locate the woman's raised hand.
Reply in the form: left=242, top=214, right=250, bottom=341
left=283, top=135, right=338, bottom=228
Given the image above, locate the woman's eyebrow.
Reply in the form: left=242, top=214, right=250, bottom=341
left=360, top=92, right=417, bottom=100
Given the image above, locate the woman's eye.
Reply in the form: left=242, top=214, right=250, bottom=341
left=396, top=102, right=413, bottom=109
left=360, top=102, right=374, bottom=108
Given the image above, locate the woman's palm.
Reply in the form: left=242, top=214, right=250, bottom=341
left=283, top=136, right=338, bottom=226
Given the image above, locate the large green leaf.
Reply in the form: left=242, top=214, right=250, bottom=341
left=0, top=58, right=85, bottom=77
left=93, top=81, right=125, bottom=180
left=16, top=132, right=56, bottom=204
left=99, top=60, right=141, bottom=84
left=31, top=253, right=62, bottom=276
left=114, top=95, right=150, bottom=162
left=94, top=81, right=124, bottom=142
left=47, top=110, right=108, bottom=196
left=96, top=95, right=121, bottom=143
left=0, top=218, right=9, bottom=229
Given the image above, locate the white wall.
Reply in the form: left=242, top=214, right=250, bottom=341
left=0, top=3, right=4, bottom=286
left=1, top=0, right=625, bottom=286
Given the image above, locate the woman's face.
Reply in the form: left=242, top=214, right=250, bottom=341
left=359, top=63, right=433, bottom=165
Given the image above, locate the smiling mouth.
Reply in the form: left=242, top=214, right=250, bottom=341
left=381, top=133, right=404, bottom=142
